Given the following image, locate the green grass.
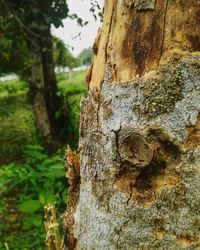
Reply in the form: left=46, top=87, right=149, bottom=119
left=0, top=84, right=37, bottom=165
left=57, top=70, right=87, bottom=148
left=0, top=69, right=87, bottom=164
left=57, top=69, right=87, bottom=95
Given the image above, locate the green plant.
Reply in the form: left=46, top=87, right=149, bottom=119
left=0, top=94, right=37, bottom=165
left=0, top=70, right=86, bottom=248
left=0, top=144, right=67, bottom=249
left=0, top=80, right=27, bottom=94
left=55, top=70, right=87, bottom=148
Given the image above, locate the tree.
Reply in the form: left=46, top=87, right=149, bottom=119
left=62, top=1, right=200, bottom=249
left=0, top=0, right=69, bottom=149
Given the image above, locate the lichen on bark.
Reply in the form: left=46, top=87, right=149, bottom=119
left=134, top=0, right=156, bottom=10
left=142, top=55, right=199, bottom=117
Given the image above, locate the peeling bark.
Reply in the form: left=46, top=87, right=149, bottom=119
left=63, top=0, right=200, bottom=249
left=62, top=146, right=80, bottom=250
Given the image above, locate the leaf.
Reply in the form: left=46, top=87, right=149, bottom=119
left=38, top=191, right=57, bottom=204
left=33, top=214, right=43, bottom=227
left=18, top=200, right=41, bottom=213
left=39, top=194, right=45, bottom=204
left=22, top=214, right=42, bottom=230
left=45, top=193, right=57, bottom=204
left=44, top=164, right=65, bottom=179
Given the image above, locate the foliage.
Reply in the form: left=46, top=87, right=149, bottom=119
left=0, top=80, right=37, bottom=165
left=0, top=0, right=85, bottom=147
left=0, top=144, right=66, bottom=250
left=56, top=70, right=87, bottom=147
left=53, top=37, right=80, bottom=70
left=0, top=0, right=87, bottom=77
left=0, top=0, right=72, bottom=148
left=0, top=80, right=27, bottom=95
left=57, top=70, right=87, bottom=95
left=0, top=0, right=69, bottom=33
left=0, top=0, right=87, bottom=75
left=0, top=33, right=31, bottom=79
left=78, top=47, right=93, bottom=66
left=0, top=0, right=68, bottom=77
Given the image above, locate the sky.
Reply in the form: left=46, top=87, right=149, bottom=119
left=51, top=0, right=104, bottom=56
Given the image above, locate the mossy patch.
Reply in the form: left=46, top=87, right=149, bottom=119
left=142, top=67, right=184, bottom=117
left=134, top=0, right=156, bottom=10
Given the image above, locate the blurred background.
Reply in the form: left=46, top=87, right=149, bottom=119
left=0, top=0, right=103, bottom=249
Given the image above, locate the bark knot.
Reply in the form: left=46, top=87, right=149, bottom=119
left=119, top=132, right=153, bottom=168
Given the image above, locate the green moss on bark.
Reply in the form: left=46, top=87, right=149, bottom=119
left=143, top=67, right=184, bottom=117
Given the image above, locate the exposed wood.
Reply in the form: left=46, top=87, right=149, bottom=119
left=89, top=0, right=200, bottom=89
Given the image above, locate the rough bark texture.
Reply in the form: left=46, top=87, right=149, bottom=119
left=74, top=54, right=200, bottom=250
left=63, top=0, right=200, bottom=249
left=62, top=146, right=80, bottom=250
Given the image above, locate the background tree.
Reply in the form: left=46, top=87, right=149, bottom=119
left=78, top=47, right=93, bottom=66
left=0, top=0, right=69, bottom=149
left=63, top=0, right=200, bottom=249
left=53, top=37, right=79, bottom=72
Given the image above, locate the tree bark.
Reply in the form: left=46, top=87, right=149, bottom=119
left=63, top=0, right=200, bottom=249
left=28, top=27, right=64, bottom=149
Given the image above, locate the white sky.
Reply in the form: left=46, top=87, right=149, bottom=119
left=51, top=0, right=104, bottom=56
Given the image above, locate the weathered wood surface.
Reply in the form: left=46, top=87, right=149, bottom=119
left=90, top=0, right=200, bottom=89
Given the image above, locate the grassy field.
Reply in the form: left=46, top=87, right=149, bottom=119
left=0, top=70, right=87, bottom=165
left=0, top=84, right=37, bottom=165
left=0, top=70, right=87, bottom=249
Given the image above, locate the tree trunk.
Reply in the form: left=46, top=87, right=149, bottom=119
left=63, top=0, right=200, bottom=249
left=28, top=27, right=64, bottom=149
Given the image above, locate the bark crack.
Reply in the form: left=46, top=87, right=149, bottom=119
left=161, top=0, right=169, bottom=56
left=126, top=191, right=133, bottom=206
left=105, top=0, right=115, bottom=61
left=103, top=0, right=116, bottom=88
left=96, top=98, right=101, bottom=132
left=112, top=126, right=122, bottom=161
left=89, top=88, right=102, bottom=132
